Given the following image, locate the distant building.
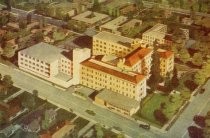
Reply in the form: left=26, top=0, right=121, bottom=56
left=158, top=49, right=174, bottom=77
left=92, top=31, right=142, bottom=57
left=28, top=0, right=52, bottom=3
left=100, top=17, right=142, bottom=35
left=72, top=11, right=110, bottom=27
left=80, top=58, right=147, bottom=101
left=142, top=23, right=167, bottom=45
left=100, top=16, right=128, bottom=34
left=95, top=89, right=140, bottom=116
left=101, top=0, right=136, bottom=17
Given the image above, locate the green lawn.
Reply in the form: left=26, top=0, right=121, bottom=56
left=134, top=92, right=187, bottom=127
left=56, top=108, right=76, bottom=122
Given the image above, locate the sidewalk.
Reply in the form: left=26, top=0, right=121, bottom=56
left=3, top=89, right=25, bottom=103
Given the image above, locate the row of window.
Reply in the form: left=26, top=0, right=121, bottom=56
left=20, top=54, right=49, bottom=65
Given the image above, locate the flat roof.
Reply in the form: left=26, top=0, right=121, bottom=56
left=143, top=23, right=167, bottom=37
left=94, top=31, right=134, bottom=48
left=100, top=16, right=128, bottom=30
left=96, top=89, right=140, bottom=111
left=20, top=42, right=70, bottom=63
left=72, top=11, right=109, bottom=25
left=81, top=58, right=145, bottom=84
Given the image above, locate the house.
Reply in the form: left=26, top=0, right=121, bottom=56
left=21, top=109, right=45, bottom=132
left=0, top=124, right=21, bottom=138
left=0, top=97, right=22, bottom=120
left=44, top=109, right=57, bottom=125
left=39, top=121, right=76, bottom=138
left=72, top=11, right=110, bottom=27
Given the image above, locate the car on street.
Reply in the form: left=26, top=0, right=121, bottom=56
left=139, top=124, right=150, bottom=130
left=199, top=88, right=205, bottom=94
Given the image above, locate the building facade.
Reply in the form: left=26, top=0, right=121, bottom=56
left=142, top=23, right=167, bottom=46
left=18, top=43, right=72, bottom=78
left=117, top=47, right=153, bottom=78
left=158, top=49, right=174, bottom=77
left=80, top=58, right=147, bottom=101
left=92, top=31, right=141, bottom=57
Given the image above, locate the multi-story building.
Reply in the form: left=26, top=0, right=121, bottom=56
left=92, top=31, right=142, bottom=57
left=100, top=16, right=128, bottom=34
left=142, top=23, right=167, bottom=46
left=117, top=47, right=153, bottom=78
left=18, top=42, right=91, bottom=84
left=80, top=58, right=147, bottom=101
left=18, top=42, right=72, bottom=78
left=158, top=49, right=174, bottom=77
left=72, top=11, right=110, bottom=27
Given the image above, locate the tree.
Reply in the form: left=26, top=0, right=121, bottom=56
left=0, top=12, right=9, bottom=27
left=165, top=72, right=173, bottom=91
left=33, top=30, right=44, bottom=42
left=188, top=126, right=204, bottom=138
left=135, top=0, right=144, bottom=12
left=2, top=75, right=13, bottom=89
left=194, top=59, right=210, bottom=85
left=4, top=0, right=11, bottom=10
left=192, top=53, right=203, bottom=66
left=93, top=0, right=100, bottom=11
left=94, top=124, right=104, bottom=138
left=179, top=48, right=190, bottom=63
left=2, top=42, right=16, bottom=58
left=26, top=13, right=32, bottom=24
left=22, top=94, right=36, bottom=109
left=179, top=0, right=184, bottom=8
left=33, top=90, right=38, bottom=97
left=193, top=115, right=206, bottom=128
left=154, top=109, right=168, bottom=124
left=171, top=67, right=179, bottom=88
left=19, top=20, right=27, bottom=29
left=149, top=40, right=161, bottom=91
left=0, top=111, right=6, bottom=125
left=117, top=133, right=125, bottom=138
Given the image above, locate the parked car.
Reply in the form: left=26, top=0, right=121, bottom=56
left=199, top=88, right=205, bottom=94
left=139, top=124, right=150, bottom=130
left=85, top=110, right=96, bottom=116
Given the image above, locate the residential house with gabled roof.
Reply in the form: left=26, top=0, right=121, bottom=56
left=39, top=121, right=76, bottom=138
